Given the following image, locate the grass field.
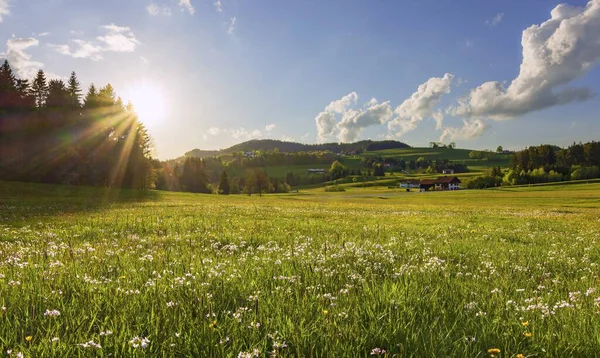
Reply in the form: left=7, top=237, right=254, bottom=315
left=1, top=181, right=599, bottom=356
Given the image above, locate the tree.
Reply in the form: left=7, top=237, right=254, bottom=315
left=329, top=160, right=346, bottom=180
left=496, top=145, right=503, bottom=153
left=31, top=70, right=48, bottom=108
left=67, top=71, right=82, bottom=109
left=218, top=170, right=230, bottom=195
left=180, top=157, right=210, bottom=193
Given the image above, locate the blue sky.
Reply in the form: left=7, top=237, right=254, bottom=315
left=1, top=0, right=599, bottom=159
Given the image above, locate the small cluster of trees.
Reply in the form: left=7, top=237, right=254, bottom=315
left=468, top=150, right=498, bottom=161
left=361, top=156, right=468, bottom=174
left=156, top=156, right=290, bottom=195
left=0, top=60, right=153, bottom=188
left=429, top=142, right=456, bottom=149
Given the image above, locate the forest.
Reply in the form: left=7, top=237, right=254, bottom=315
left=0, top=60, right=154, bottom=189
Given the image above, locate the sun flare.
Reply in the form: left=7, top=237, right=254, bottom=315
left=124, top=82, right=167, bottom=125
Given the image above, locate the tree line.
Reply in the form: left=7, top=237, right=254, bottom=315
left=0, top=60, right=153, bottom=189
left=467, top=141, right=600, bottom=188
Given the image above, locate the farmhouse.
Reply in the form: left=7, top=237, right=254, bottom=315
left=307, top=168, right=326, bottom=174
left=419, top=176, right=461, bottom=191
left=442, top=169, right=454, bottom=174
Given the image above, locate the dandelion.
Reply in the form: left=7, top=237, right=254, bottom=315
left=44, top=309, right=61, bottom=317
left=524, top=332, right=533, bottom=337
left=322, top=309, right=328, bottom=315
left=521, top=321, right=529, bottom=327
left=516, top=355, right=526, bottom=358
left=487, top=348, right=501, bottom=356
left=25, top=336, right=32, bottom=342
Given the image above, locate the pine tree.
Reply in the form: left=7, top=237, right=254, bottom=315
left=83, top=84, right=98, bottom=108
left=218, top=170, right=230, bottom=195
left=0, top=60, right=17, bottom=110
left=67, top=71, right=82, bottom=109
left=31, top=70, right=49, bottom=108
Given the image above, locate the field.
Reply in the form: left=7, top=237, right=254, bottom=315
left=1, top=181, right=599, bottom=357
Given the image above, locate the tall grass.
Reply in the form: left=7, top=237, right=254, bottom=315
left=0, top=181, right=599, bottom=356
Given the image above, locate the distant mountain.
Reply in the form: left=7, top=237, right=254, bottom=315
left=184, top=139, right=410, bottom=158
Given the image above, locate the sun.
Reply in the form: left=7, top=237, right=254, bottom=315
left=124, top=82, right=167, bottom=126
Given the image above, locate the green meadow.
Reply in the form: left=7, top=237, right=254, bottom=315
left=1, top=181, right=599, bottom=357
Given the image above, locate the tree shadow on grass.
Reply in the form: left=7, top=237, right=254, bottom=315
left=0, top=181, right=165, bottom=224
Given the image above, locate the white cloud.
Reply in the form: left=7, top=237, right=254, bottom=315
left=337, top=101, right=393, bottom=142
left=486, top=13, right=504, bottom=27
left=147, top=3, right=172, bottom=16
left=281, top=135, right=295, bottom=142
left=214, top=0, right=223, bottom=12
left=315, top=111, right=337, bottom=142
left=325, top=92, right=358, bottom=113
left=206, top=126, right=263, bottom=141
left=179, top=0, right=195, bottom=15
left=97, top=24, right=140, bottom=52
left=50, top=24, right=139, bottom=60
left=265, top=124, right=276, bottom=132
left=0, top=0, right=9, bottom=23
left=38, top=32, right=51, bottom=37
left=449, top=0, right=600, bottom=126
left=140, top=56, right=149, bottom=64
left=207, top=127, right=221, bottom=136
left=1, top=38, right=43, bottom=79
left=440, top=119, right=489, bottom=141
left=387, top=73, right=454, bottom=137
left=314, top=92, right=393, bottom=142
left=300, top=132, right=310, bottom=142
left=228, top=17, right=236, bottom=35
left=50, top=40, right=103, bottom=61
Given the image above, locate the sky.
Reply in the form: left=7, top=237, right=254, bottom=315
left=1, top=0, right=600, bottom=159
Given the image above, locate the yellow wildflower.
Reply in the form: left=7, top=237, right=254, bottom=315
left=517, top=354, right=526, bottom=358
left=487, top=348, right=501, bottom=354
left=209, top=320, right=217, bottom=328
left=521, top=321, right=529, bottom=327
left=25, top=336, right=32, bottom=342
left=322, top=309, right=329, bottom=315
left=524, top=332, right=533, bottom=337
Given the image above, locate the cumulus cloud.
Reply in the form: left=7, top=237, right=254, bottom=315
left=440, top=119, right=489, bottom=141
left=0, top=0, right=9, bottom=22
left=1, top=38, right=44, bottom=79
left=265, top=124, right=276, bottom=132
left=337, top=101, right=393, bottom=142
left=325, top=92, right=358, bottom=113
left=179, top=0, right=195, bottom=15
left=50, top=24, right=139, bottom=60
left=228, top=17, right=237, bottom=35
left=387, top=73, right=454, bottom=137
left=314, top=93, right=394, bottom=142
left=147, top=3, right=172, bottom=16
left=449, top=0, right=600, bottom=123
left=486, top=13, right=504, bottom=27
left=205, top=126, right=263, bottom=141
left=315, top=111, right=337, bottom=142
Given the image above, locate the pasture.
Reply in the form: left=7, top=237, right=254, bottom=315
left=0, top=181, right=599, bottom=357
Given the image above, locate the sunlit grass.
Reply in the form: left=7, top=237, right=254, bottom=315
left=0, top=181, right=599, bottom=356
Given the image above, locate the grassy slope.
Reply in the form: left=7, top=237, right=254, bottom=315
left=2, top=181, right=599, bottom=356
